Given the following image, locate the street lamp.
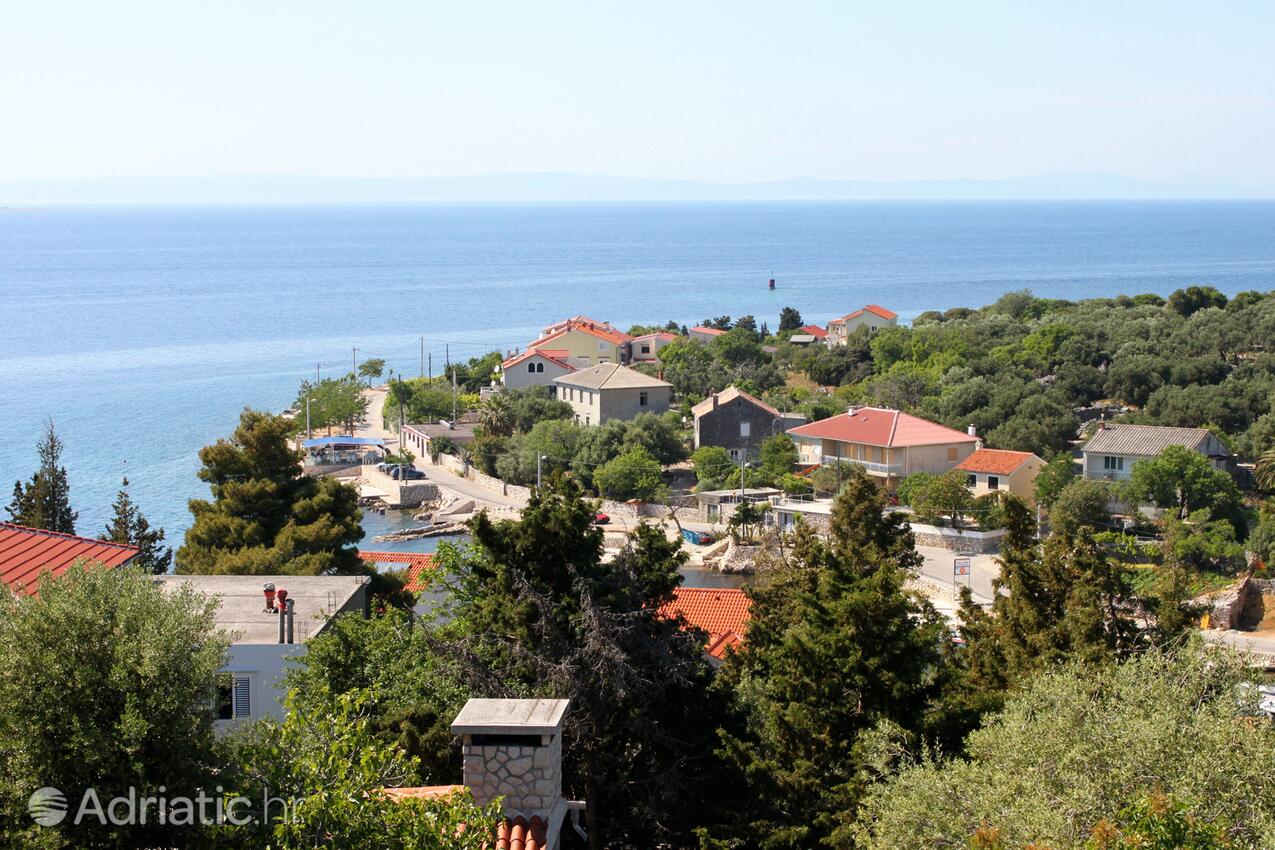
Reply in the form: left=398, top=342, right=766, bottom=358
left=306, top=397, right=313, bottom=440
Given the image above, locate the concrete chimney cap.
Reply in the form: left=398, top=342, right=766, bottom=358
left=451, top=698, right=570, bottom=736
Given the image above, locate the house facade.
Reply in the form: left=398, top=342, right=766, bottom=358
left=954, top=448, right=1045, bottom=504
left=629, top=331, right=677, bottom=363
left=527, top=317, right=631, bottom=366
left=692, top=386, right=805, bottom=461
left=500, top=348, right=576, bottom=390
left=552, top=363, right=673, bottom=425
left=826, top=304, right=897, bottom=345
left=688, top=325, right=726, bottom=343
left=155, top=574, right=369, bottom=729
left=786, top=406, right=978, bottom=491
left=1080, top=422, right=1230, bottom=482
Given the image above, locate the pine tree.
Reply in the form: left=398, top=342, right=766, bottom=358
left=6, top=420, right=77, bottom=533
left=176, top=409, right=364, bottom=575
left=708, top=474, right=947, bottom=849
left=101, top=477, right=173, bottom=574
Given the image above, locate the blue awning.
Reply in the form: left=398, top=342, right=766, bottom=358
left=302, top=436, right=386, bottom=448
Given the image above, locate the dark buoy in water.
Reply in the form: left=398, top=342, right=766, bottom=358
left=768, top=277, right=776, bottom=290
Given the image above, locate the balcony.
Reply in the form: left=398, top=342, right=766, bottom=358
left=817, top=454, right=904, bottom=477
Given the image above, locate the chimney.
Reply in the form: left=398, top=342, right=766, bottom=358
left=711, top=393, right=719, bottom=410
left=286, top=598, right=295, bottom=644
left=1098, top=418, right=1106, bottom=430
left=453, top=698, right=573, bottom=849
left=276, top=588, right=290, bottom=644
left=967, top=424, right=977, bottom=437
left=847, top=405, right=859, bottom=417
left=263, top=582, right=277, bottom=613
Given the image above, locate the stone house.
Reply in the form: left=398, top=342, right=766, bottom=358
left=692, top=386, right=805, bottom=461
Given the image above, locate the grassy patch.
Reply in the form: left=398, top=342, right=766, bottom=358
left=1128, top=563, right=1238, bottom=597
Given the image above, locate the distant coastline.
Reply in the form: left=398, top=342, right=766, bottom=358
left=2, top=171, right=1272, bottom=206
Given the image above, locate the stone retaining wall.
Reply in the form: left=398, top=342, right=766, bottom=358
left=909, top=523, right=1006, bottom=555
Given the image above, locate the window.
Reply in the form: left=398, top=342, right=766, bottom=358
left=1103, top=456, right=1124, bottom=471
left=987, top=476, right=999, bottom=490
left=215, top=674, right=251, bottom=720
left=966, top=474, right=977, bottom=487
left=946, top=446, right=958, bottom=461
left=641, top=344, right=651, bottom=354
left=527, top=363, right=536, bottom=373
left=739, top=421, right=751, bottom=438
left=535, top=362, right=544, bottom=373
left=639, top=391, right=648, bottom=407
left=598, top=341, right=606, bottom=351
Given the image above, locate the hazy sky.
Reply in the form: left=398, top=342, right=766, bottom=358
left=4, top=1, right=1274, bottom=184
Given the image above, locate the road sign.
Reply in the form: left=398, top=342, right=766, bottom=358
left=953, top=558, right=971, bottom=576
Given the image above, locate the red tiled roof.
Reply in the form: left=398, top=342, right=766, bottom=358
left=832, top=304, right=897, bottom=323
left=502, top=348, right=575, bottom=371
left=799, top=324, right=828, bottom=339
left=689, top=325, right=726, bottom=336
left=497, top=815, right=548, bottom=850
left=786, top=407, right=977, bottom=448
left=660, top=587, right=750, bottom=659
left=358, top=550, right=437, bottom=592
left=0, top=522, right=138, bottom=596
left=955, top=448, right=1040, bottom=475
left=633, top=331, right=678, bottom=342
left=529, top=319, right=632, bottom=349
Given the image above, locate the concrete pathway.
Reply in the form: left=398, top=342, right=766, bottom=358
left=915, top=546, right=999, bottom=604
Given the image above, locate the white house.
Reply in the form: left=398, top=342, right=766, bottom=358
left=826, top=305, right=897, bottom=345
left=629, top=331, right=678, bottom=363
left=154, top=574, right=369, bottom=729
left=501, top=348, right=576, bottom=390
left=1080, top=422, right=1230, bottom=482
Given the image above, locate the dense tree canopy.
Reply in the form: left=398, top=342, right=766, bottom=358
left=101, top=476, right=173, bottom=574
left=177, top=409, right=365, bottom=575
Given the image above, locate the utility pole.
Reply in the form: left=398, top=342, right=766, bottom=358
left=428, top=353, right=432, bottom=381
left=451, top=369, right=458, bottom=422
left=352, top=346, right=358, bottom=377
left=537, top=454, right=544, bottom=489
left=305, top=397, right=313, bottom=439
left=419, top=337, right=424, bottom=379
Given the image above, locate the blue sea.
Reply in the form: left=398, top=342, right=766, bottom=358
left=3, top=201, right=1274, bottom=545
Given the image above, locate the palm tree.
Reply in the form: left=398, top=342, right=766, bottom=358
left=1257, top=447, right=1275, bottom=493
left=479, top=392, right=515, bottom=438
left=387, top=377, right=414, bottom=435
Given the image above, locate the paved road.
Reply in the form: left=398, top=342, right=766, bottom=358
left=1201, top=629, right=1275, bottom=664
left=915, top=546, right=999, bottom=604
left=356, top=388, right=525, bottom=510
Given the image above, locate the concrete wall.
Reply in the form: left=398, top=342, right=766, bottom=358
left=216, top=643, right=307, bottom=731
left=904, top=442, right=977, bottom=476
left=965, top=459, right=1042, bottom=505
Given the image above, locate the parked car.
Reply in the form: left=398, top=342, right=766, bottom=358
left=390, top=465, right=424, bottom=480
left=681, top=528, right=716, bottom=545
left=593, top=512, right=610, bottom=525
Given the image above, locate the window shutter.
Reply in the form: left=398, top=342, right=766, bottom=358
left=232, top=677, right=251, bottom=719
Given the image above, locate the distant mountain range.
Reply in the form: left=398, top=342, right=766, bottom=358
left=0, top=171, right=1269, bottom=205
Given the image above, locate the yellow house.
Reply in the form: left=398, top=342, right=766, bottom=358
left=954, top=448, right=1045, bottom=505
left=527, top=317, right=632, bottom=365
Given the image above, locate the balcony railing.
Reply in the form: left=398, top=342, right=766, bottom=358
left=816, top=454, right=904, bottom=476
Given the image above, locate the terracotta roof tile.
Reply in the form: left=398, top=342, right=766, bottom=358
left=954, top=448, right=1041, bottom=475
left=529, top=319, right=631, bottom=349
left=497, top=815, right=547, bottom=850
left=660, top=587, right=750, bottom=658
left=359, top=550, right=437, bottom=592
left=502, top=349, right=575, bottom=371
left=832, top=304, right=898, bottom=324
left=799, top=324, right=828, bottom=338
left=0, top=522, right=138, bottom=596
left=787, top=407, right=976, bottom=448
left=689, top=325, right=726, bottom=336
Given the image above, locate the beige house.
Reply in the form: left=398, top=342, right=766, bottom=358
left=786, top=406, right=978, bottom=491
left=552, top=363, right=672, bottom=426
left=954, top=448, right=1045, bottom=504
left=826, top=304, right=897, bottom=345
left=527, top=317, right=632, bottom=365
left=630, top=331, right=678, bottom=363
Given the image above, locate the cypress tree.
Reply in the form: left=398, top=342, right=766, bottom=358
left=6, top=420, right=77, bottom=533
left=101, top=477, right=173, bottom=574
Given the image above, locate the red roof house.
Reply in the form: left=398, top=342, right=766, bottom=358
left=786, top=407, right=978, bottom=489
left=359, top=550, right=437, bottom=593
left=660, top=586, right=751, bottom=661
left=799, top=324, right=828, bottom=339
left=954, top=448, right=1045, bottom=504
left=0, top=522, right=139, bottom=596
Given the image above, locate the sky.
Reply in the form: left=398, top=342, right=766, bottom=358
left=3, top=1, right=1274, bottom=186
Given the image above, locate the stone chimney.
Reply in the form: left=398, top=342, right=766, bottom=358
left=452, top=698, right=571, bottom=847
